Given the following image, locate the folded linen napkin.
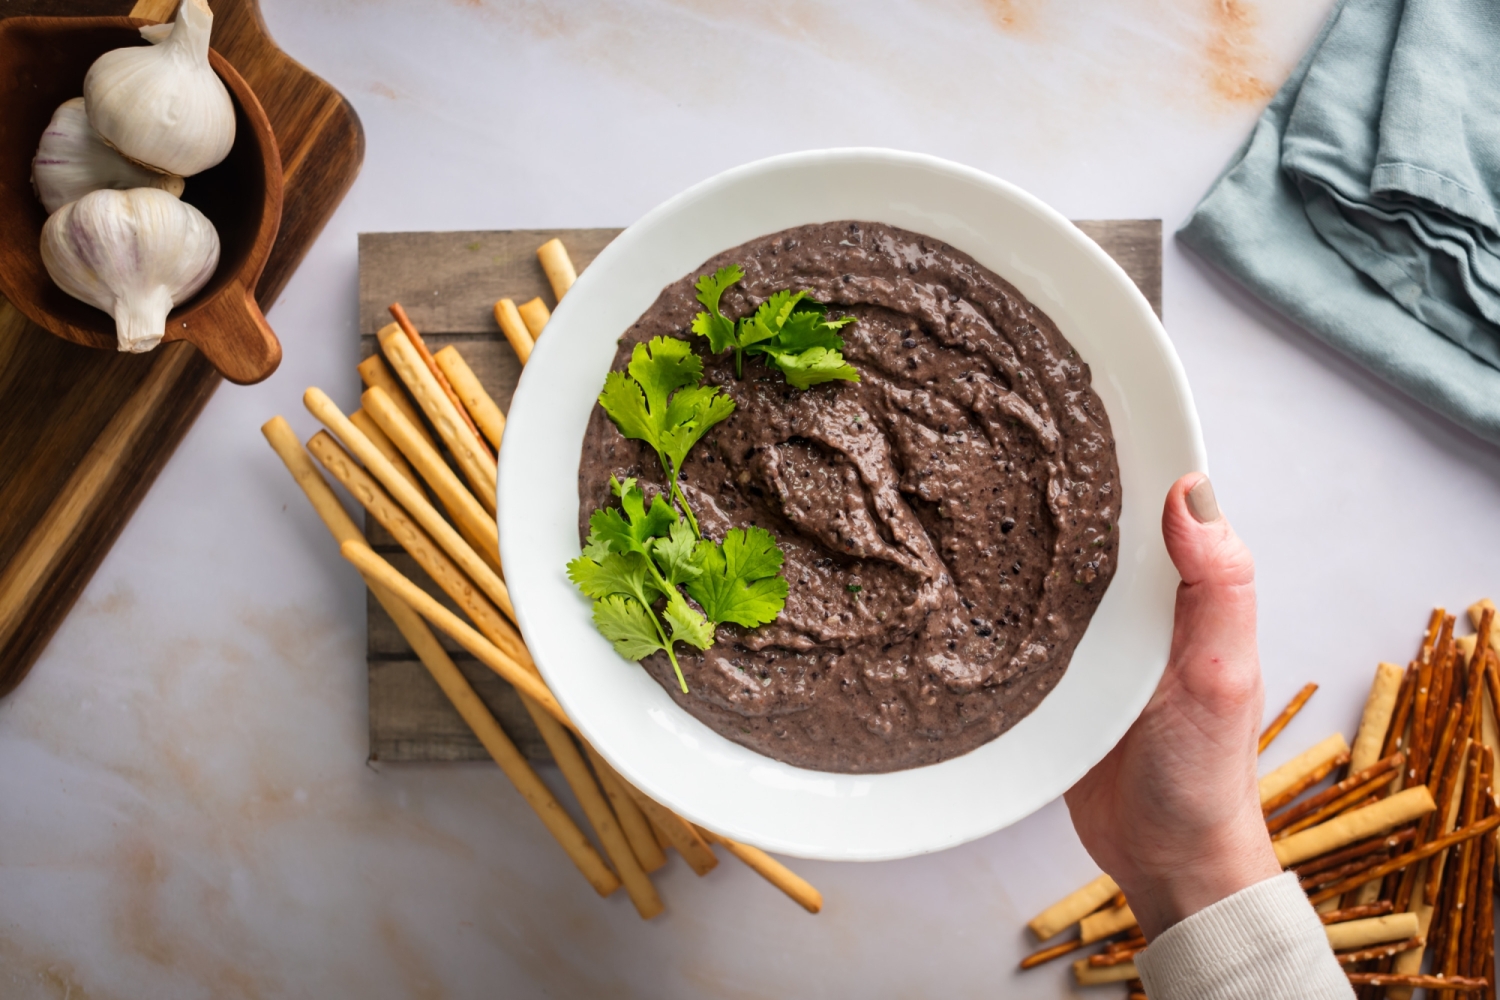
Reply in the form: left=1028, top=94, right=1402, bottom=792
left=1179, top=0, right=1500, bottom=445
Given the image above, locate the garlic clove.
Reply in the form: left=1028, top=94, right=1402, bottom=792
left=83, top=0, right=236, bottom=178
left=40, top=187, right=220, bottom=354
left=32, top=98, right=184, bottom=214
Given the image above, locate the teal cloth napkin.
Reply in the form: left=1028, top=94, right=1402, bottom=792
left=1178, top=0, right=1500, bottom=445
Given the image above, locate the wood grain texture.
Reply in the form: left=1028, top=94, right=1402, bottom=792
left=0, top=0, right=364, bottom=698
left=360, top=221, right=1161, bottom=762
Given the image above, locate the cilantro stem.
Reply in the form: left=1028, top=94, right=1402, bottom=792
left=640, top=558, right=691, bottom=693
left=734, top=348, right=744, bottom=379
left=673, top=483, right=701, bottom=538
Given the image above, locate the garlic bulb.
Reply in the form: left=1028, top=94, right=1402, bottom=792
left=83, top=0, right=235, bottom=178
left=40, top=187, right=220, bottom=354
left=32, top=98, right=185, bottom=214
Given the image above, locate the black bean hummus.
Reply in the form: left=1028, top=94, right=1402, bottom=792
left=578, top=221, right=1119, bottom=773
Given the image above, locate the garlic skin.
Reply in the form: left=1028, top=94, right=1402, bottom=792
left=83, top=0, right=235, bottom=178
left=40, top=188, right=220, bottom=354
left=32, top=98, right=185, bottom=214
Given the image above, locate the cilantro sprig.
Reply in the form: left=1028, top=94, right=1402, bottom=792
left=598, top=335, right=734, bottom=537
left=691, top=265, right=860, bottom=389
left=569, top=477, right=787, bottom=692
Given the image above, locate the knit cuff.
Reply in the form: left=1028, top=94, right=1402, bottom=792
left=1134, top=872, right=1355, bottom=1000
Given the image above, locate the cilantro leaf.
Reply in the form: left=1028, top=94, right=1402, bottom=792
left=593, top=594, right=667, bottom=660
left=663, top=590, right=715, bottom=650
left=597, top=339, right=734, bottom=537
left=685, top=526, right=789, bottom=628
left=650, top=519, right=702, bottom=586
left=692, top=266, right=743, bottom=353
left=567, top=549, right=665, bottom=605
left=760, top=345, right=861, bottom=389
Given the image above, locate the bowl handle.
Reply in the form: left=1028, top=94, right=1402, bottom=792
left=178, top=278, right=282, bottom=384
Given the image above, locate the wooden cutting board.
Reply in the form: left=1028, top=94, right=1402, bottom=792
left=0, top=0, right=363, bottom=697
left=358, top=221, right=1162, bottom=762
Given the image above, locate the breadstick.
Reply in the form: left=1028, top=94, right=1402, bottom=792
left=433, top=346, right=506, bottom=450
left=339, top=540, right=571, bottom=731
left=303, top=389, right=513, bottom=620
left=1079, top=902, right=1137, bottom=944
left=695, top=826, right=823, bottom=914
left=619, top=784, right=717, bottom=876
left=362, top=386, right=500, bottom=578
left=1028, top=873, right=1120, bottom=941
left=537, top=238, right=577, bottom=301
left=1260, top=682, right=1318, bottom=753
left=518, top=297, right=550, bottom=339
left=379, top=325, right=498, bottom=513
left=1274, top=785, right=1436, bottom=868
left=388, top=302, right=488, bottom=455
left=1352, top=663, right=1405, bottom=771
left=1306, top=811, right=1500, bottom=904
left=494, top=299, right=533, bottom=364
left=348, top=408, right=421, bottom=492
left=1072, top=957, right=1137, bottom=985
left=584, top=746, right=667, bottom=874
left=1324, top=912, right=1420, bottom=951
left=1259, top=733, right=1350, bottom=807
left=358, top=354, right=437, bottom=451
left=260, top=418, right=618, bottom=897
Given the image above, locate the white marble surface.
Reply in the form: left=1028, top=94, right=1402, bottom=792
left=4, top=1, right=1499, bottom=997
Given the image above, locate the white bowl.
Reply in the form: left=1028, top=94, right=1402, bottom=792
left=499, top=148, right=1203, bottom=861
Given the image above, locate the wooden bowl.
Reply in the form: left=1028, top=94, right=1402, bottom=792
left=0, top=16, right=284, bottom=385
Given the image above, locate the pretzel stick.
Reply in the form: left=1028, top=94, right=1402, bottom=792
left=303, top=392, right=513, bottom=619
left=340, top=541, right=571, bottom=730
left=433, top=346, right=506, bottom=450
left=1382, top=662, right=1419, bottom=762
left=1027, top=873, right=1120, bottom=941
left=494, top=299, right=533, bottom=365
left=619, top=785, right=717, bottom=876
left=695, top=826, right=823, bottom=914
left=1295, top=829, right=1415, bottom=879
left=1346, top=974, right=1487, bottom=991
left=358, top=354, right=437, bottom=451
left=1471, top=600, right=1500, bottom=658
left=584, top=746, right=667, bottom=874
left=1300, top=850, right=1400, bottom=893
left=1276, top=770, right=1401, bottom=840
left=1263, top=750, right=1350, bottom=815
left=362, top=387, right=501, bottom=574
left=1439, top=744, right=1486, bottom=986
left=1072, top=957, right=1137, bottom=985
left=1353, top=663, right=1406, bottom=772
left=260, top=418, right=617, bottom=896
left=1306, top=811, right=1500, bottom=904
left=1088, top=944, right=1146, bottom=967
left=379, top=325, right=498, bottom=514
left=1276, top=786, right=1436, bottom=868
left=1260, top=682, right=1318, bottom=753
left=1320, top=901, right=1395, bottom=924
left=1104, top=932, right=1147, bottom=954
left=1019, top=936, right=1082, bottom=970
left=1268, top=753, right=1403, bottom=835
left=1259, top=734, right=1350, bottom=808
left=517, top=297, right=550, bottom=339
left=537, top=238, right=577, bottom=302
left=1324, top=912, right=1420, bottom=951
left=1426, top=652, right=1484, bottom=897
left=388, top=303, right=488, bottom=455
left=1336, top=936, right=1425, bottom=966
left=1080, top=902, right=1137, bottom=944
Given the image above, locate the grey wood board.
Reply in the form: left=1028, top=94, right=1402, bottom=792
left=357, top=221, right=1163, bottom=763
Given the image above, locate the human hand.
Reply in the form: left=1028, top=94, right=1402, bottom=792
left=1064, top=473, right=1282, bottom=939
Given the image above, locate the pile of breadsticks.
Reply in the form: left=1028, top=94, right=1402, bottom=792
left=263, top=238, right=821, bottom=919
left=1023, top=601, right=1500, bottom=999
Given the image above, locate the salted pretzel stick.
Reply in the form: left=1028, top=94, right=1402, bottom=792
left=1381, top=663, right=1419, bottom=762
left=1324, top=912, right=1420, bottom=951
left=362, top=387, right=501, bottom=576
left=1300, top=850, right=1401, bottom=893
left=348, top=408, right=421, bottom=491
left=1276, top=786, right=1436, bottom=868
left=1088, top=944, right=1146, bottom=967
left=1259, top=734, right=1350, bottom=808
left=494, top=299, right=533, bottom=364
left=388, top=303, right=488, bottom=455
left=358, top=354, right=437, bottom=451
left=1275, top=769, right=1402, bottom=840
left=1426, top=643, right=1487, bottom=896
left=1307, top=811, right=1500, bottom=904
left=1027, top=873, right=1120, bottom=941
left=537, top=238, right=577, bottom=301
left=1080, top=902, right=1137, bottom=944
left=340, top=541, right=570, bottom=730
left=1295, top=829, right=1415, bottom=880
left=433, top=346, right=506, bottom=450
left=379, top=324, right=498, bottom=513
left=518, top=297, right=551, bottom=339
left=260, top=418, right=618, bottom=897
left=695, top=826, right=823, bottom=914
left=304, top=389, right=513, bottom=619
left=1471, top=600, right=1500, bottom=658
left=1320, top=901, right=1394, bottom=924
left=1260, top=682, right=1318, bottom=753
left=619, top=785, right=717, bottom=876
left=1438, top=744, right=1486, bottom=984
left=1336, top=936, right=1424, bottom=966
left=1347, top=974, right=1488, bottom=991
left=1268, top=752, right=1403, bottom=835
left=1353, top=663, right=1406, bottom=772
left=1263, top=751, right=1350, bottom=816
left=584, top=746, right=667, bottom=874
left=1019, top=937, right=1083, bottom=970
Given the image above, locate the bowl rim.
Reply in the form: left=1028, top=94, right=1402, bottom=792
left=500, top=146, right=1205, bottom=860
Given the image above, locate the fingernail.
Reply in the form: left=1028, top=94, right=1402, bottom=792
left=1186, top=476, right=1221, bottom=523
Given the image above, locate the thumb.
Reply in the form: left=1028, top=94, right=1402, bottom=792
left=1162, top=474, right=1255, bottom=590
